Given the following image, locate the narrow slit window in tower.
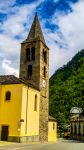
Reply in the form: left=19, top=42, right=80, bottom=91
left=43, top=66, right=46, bottom=78
left=27, top=65, right=32, bottom=78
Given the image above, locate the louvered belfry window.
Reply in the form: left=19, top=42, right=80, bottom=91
left=26, top=48, right=30, bottom=61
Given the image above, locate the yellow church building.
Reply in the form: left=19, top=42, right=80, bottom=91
left=0, top=14, right=57, bottom=142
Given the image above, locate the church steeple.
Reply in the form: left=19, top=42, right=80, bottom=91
left=20, top=13, right=49, bottom=142
left=26, top=13, right=46, bottom=44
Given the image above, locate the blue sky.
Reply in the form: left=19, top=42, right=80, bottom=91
left=0, top=0, right=84, bottom=76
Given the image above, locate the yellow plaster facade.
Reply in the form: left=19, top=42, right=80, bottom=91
left=0, top=84, right=22, bottom=138
left=0, top=82, right=57, bottom=142
left=48, top=121, right=57, bottom=142
left=20, top=86, right=40, bottom=139
left=0, top=14, right=57, bottom=143
left=0, top=83, right=40, bottom=142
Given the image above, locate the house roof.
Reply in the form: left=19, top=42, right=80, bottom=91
left=48, top=115, right=56, bottom=122
left=26, top=13, right=46, bottom=44
left=0, top=75, right=40, bottom=91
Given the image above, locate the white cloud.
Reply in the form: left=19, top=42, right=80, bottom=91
left=0, top=34, right=20, bottom=55
left=1, top=2, right=41, bottom=38
left=2, top=59, right=19, bottom=76
left=56, top=1, right=84, bottom=51
left=44, top=0, right=84, bottom=76
left=0, top=0, right=84, bottom=77
left=0, top=0, right=16, bottom=13
left=0, top=0, right=45, bottom=76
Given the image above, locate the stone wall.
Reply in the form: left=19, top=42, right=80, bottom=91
left=19, top=39, right=49, bottom=142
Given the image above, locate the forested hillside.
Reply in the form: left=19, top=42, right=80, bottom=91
left=49, top=49, right=84, bottom=131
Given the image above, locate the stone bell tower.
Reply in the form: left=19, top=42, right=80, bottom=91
left=19, top=13, right=49, bottom=142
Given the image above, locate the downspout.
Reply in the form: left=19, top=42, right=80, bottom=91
left=25, top=87, right=29, bottom=134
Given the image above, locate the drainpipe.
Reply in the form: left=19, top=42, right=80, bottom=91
left=25, top=87, right=29, bottom=134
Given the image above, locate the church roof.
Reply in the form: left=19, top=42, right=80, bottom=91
left=26, top=13, right=46, bottom=44
left=0, top=75, right=39, bottom=91
left=48, top=115, right=56, bottom=122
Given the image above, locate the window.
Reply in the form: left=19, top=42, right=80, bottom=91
left=27, top=65, right=32, bottom=78
left=53, top=123, right=55, bottom=130
left=26, top=48, right=30, bottom=61
left=34, top=94, right=38, bottom=111
left=31, top=47, right=35, bottom=60
left=5, top=91, right=11, bottom=101
left=43, top=66, right=46, bottom=78
left=78, top=122, right=81, bottom=135
left=71, top=124, right=73, bottom=135
left=74, top=124, right=77, bottom=135
left=83, top=125, right=84, bottom=136
left=43, top=49, right=47, bottom=63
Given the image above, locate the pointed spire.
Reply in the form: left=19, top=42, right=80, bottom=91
left=26, top=13, right=46, bottom=44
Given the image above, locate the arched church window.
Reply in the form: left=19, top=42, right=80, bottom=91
left=26, top=48, right=30, bottom=61
left=31, top=47, right=35, bottom=61
left=43, top=66, right=46, bottom=78
left=43, top=49, right=47, bottom=63
left=5, top=91, right=11, bottom=101
left=27, top=65, right=32, bottom=79
left=34, top=94, right=38, bottom=111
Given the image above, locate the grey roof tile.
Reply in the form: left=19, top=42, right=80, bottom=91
left=0, top=75, right=40, bottom=91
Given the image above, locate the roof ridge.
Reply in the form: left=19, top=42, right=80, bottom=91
left=0, top=75, right=40, bottom=91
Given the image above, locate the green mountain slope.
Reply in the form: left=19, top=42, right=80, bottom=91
left=49, top=49, right=84, bottom=130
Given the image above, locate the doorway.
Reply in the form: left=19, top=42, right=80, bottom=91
left=1, top=126, right=9, bottom=141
